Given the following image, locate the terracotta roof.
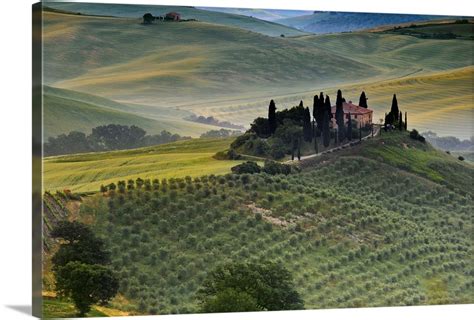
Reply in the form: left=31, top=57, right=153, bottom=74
left=166, top=12, right=181, bottom=16
left=331, top=102, right=373, bottom=115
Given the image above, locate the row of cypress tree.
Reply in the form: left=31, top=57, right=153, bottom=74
left=268, top=90, right=366, bottom=151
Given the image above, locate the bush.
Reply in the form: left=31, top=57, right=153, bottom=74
left=263, top=160, right=292, bottom=175
left=231, top=161, right=261, bottom=174
left=409, top=129, right=425, bottom=142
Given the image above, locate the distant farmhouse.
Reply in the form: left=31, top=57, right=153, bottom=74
left=331, top=101, right=373, bottom=127
left=165, top=12, right=181, bottom=21
left=143, top=12, right=182, bottom=24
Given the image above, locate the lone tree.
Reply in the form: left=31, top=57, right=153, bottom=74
left=197, top=261, right=303, bottom=312
left=335, top=90, right=345, bottom=142
left=143, top=13, right=154, bottom=24
left=322, top=109, right=330, bottom=147
left=346, top=112, right=352, bottom=140
left=303, top=107, right=312, bottom=142
left=390, top=94, right=399, bottom=122
left=359, top=91, right=368, bottom=108
left=51, top=221, right=118, bottom=316
left=55, top=262, right=119, bottom=316
left=268, top=100, right=277, bottom=135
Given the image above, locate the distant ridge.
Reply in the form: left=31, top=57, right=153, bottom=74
left=276, top=11, right=452, bottom=34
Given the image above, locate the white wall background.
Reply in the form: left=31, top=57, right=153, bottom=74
left=0, top=1, right=472, bottom=319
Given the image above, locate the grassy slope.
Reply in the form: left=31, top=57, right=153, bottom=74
left=45, top=3, right=307, bottom=37
left=43, top=131, right=472, bottom=316
left=276, top=12, right=450, bottom=34
left=43, top=12, right=473, bottom=138
left=43, top=138, right=245, bottom=193
left=43, top=86, right=218, bottom=138
left=383, top=22, right=474, bottom=38
left=42, top=11, right=377, bottom=104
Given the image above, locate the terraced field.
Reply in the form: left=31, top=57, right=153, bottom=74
left=43, top=138, right=245, bottom=193
left=43, top=132, right=473, bottom=315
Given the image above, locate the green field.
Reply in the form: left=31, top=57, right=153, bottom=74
left=43, top=131, right=474, bottom=316
left=43, top=138, right=245, bottom=192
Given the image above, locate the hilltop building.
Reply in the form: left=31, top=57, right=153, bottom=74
left=331, top=101, right=373, bottom=127
left=165, top=12, right=181, bottom=21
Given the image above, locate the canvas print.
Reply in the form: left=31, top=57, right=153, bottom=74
left=32, top=1, right=474, bottom=317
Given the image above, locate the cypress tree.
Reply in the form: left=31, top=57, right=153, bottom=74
left=324, top=95, right=332, bottom=120
left=314, top=92, right=325, bottom=134
left=335, top=90, right=345, bottom=142
left=359, top=91, right=368, bottom=108
left=404, top=112, right=408, bottom=130
left=268, top=99, right=277, bottom=135
left=313, top=95, right=318, bottom=123
left=322, top=110, right=330, bottom=147
left=299, top=100, right=304, bottom=108
left=390, top=94, right=399, bottom=122
left=399, top=111, right=403, bottom=131
left=303, top=107, right=312, bottom=142
left=346, top=112, right=352, bottom=140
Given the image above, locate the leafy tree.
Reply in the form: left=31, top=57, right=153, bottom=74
left=201, top=288, right=259, bottom=313
left=303, top=107, right=312, bottom=142
left=55, top=262, right=119, bottom=316
left=143, top=13, right=154, bottom=24
left=359, top=91, right=368, bottom=108
left=51, top=221, right=110, bottom=268
left=268, top=100, right=277, bottom=135
left=250, top=117, right=271, bottom=138
left=51, top=221, right=118, bottom=316
left=322, top=110, right=330, bottom=147
left=197, top=261, right=303, bottom=312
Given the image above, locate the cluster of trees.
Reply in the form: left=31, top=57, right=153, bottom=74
left=187, top=115, right=244, bottom=130
left=44, top=124, right=190, bottom=156
left=200, top=129, right=242, bottom=138
left=384, top=94, right=407, bottom=131
left=51, top=221, right=119, bottom=316
left=197, top=261, right=303, bottom=312
left=231, top=160, right=293, bottom=175
left=246, top=90, right=366, bottom=159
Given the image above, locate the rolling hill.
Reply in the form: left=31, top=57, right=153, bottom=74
left=42, top=9, right=473, bottom=138
left=43, top=86, right=218, bottom=138
left=198, top=7, right=312, bottom=21
left=44, top=3, right=307, bottom=37
left=43, top=11, right=377, bottom=106
left=276, top=11, right=450, bottom=34
left=42, top=131, right=474, bottom=316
